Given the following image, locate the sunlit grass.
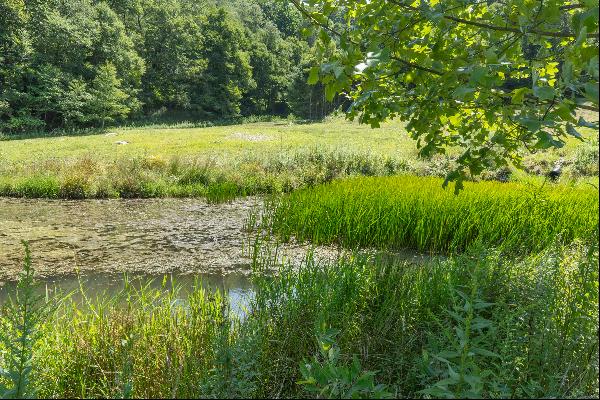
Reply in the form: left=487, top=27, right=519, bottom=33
left=269, top=175, right=599, bottom=253
left=0, top=118, right=597, bottom=200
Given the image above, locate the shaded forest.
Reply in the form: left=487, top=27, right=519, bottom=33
left=0, top=0, right=343, bottom=133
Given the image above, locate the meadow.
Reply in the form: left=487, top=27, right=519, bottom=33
left=1, top=118, right=599, bottom=399
left=0, top=118, right=598, bottom=200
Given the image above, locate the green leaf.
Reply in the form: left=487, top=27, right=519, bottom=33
left=584, top=82, right=599, bottom=105
left=308, top=67, right=320, bottom=85
left=469, top=66, right=487, bottom=84
left=484, top=48, right=498, bottom=63
left=453, top=86, right=475, bottom=100
left=578, top=116, right=598, bottom=128
left=471, top=347, right=501, bottom=358
left=519, top=117, right=542, bottom=132
left=511, top=87, right=530, bottom=104
left=575, top=26, right=588, bottom=47
left=535, top=131, right=564, bottom=149
left=533, top=86, right=555, bottom=101
left=566, top=124, right=583, bottom=139
left=554, top=103, right=574, bottom=121
left=325, top=84, right=336, bottom=102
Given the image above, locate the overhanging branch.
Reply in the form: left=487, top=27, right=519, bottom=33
left=443, top=15, right=599, bottom=39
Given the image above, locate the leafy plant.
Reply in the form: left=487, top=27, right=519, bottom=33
left=294, top=0, right=599, bottom=190
left=419, top=286, right=506, bottom=398
left=298, top=329, right=392, bottom=399
left=0, top=242, right=51, bottom=399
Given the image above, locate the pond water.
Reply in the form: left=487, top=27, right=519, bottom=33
left=0, top=197, right=340, bottom=282
left=0, top=197, right=435, bottom=313
left=0, top=271, right=255, bottom=318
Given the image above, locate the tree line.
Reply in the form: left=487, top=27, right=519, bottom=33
left=0, top=0, right=342, bottom=133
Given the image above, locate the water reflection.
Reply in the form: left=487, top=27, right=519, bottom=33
left=0, top=272, right=255, bottom=319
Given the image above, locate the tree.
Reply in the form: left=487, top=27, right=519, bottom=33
left=0, top=0, right=34, bottom=132
left=92, top=1, right=144, bottom=114
left=292, top=0, right=599, bottom=190
left=236, top=5, right=303, bottom=115
left=90, top=62, right=130, bottom=128
left=193, top=8, right=255, bottom=118
left=135, top=0, right=207, bottom=111
left=287, top=43, right=345, bottom=120
left=255, top=0, right=304, bottom=38
left=1, top=0, right=335, bottom=132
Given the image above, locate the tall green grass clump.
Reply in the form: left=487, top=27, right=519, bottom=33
left=245, top=238, right=599, bottom=398
left=34, top=277, right=230, bottom=398
left=269, top=176, right=599, bottom=253
left=2, top=236, right=598, bottom=398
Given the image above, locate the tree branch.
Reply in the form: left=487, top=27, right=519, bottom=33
left=289, top=0, right=357, bottom=44
left=389, top=0, right=598, bottom=39
left=390, top=57, right=443, bottom=76
left=443, top=15, right=598, bottom=39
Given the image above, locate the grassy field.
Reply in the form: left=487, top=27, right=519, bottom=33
left=1, top=117, right=598, bottom=199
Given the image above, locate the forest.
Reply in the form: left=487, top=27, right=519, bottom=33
left=0, top=0, right=341, bottom=133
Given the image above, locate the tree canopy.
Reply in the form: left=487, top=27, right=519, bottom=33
left=0, top=0, right=329, bottom=133
left=293, top=0, right=599, bottom=189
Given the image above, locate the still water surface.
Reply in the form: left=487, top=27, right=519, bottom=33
left=0, top=271, right=254, bottom=317
left=0, top=197, right=432, bottom=310
left=0, top=197, right=339, bottom=280
left=0, top=197, right=340, bottom=311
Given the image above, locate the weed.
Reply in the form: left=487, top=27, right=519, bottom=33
left=0, top=242, right=52, bottom=399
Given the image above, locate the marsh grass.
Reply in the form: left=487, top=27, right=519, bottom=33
left=269, top=176, right=599, bottom=253
left=0, top=234, right=597, bottom=398
left=0, top=149, right=412, bottom=202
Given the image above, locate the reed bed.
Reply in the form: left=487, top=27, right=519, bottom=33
left=0, top=149, right=410, bottom=202
left=269, top=176, right=599, bottom=253
left=1, top=237, right=598, bottom=398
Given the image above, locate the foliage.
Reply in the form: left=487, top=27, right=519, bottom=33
left=0, top=242, right=50, bottom=399
left=419, top=285, right=503, bottom=398
left=193, top=8, right=255, bottom=118
left=90, top=63, right=131, bottom=128
left=298, top=329, right=392, bottom=398
left=294, top=0, right=600, bottom=189
left=0, top=0, right=317, bottom=133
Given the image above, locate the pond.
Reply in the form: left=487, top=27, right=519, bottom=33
left=0, top=197, right=435, bottom=314
left=0, top=271, right=255, bottom=318
left=0, top=197, right=341, bottom=282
